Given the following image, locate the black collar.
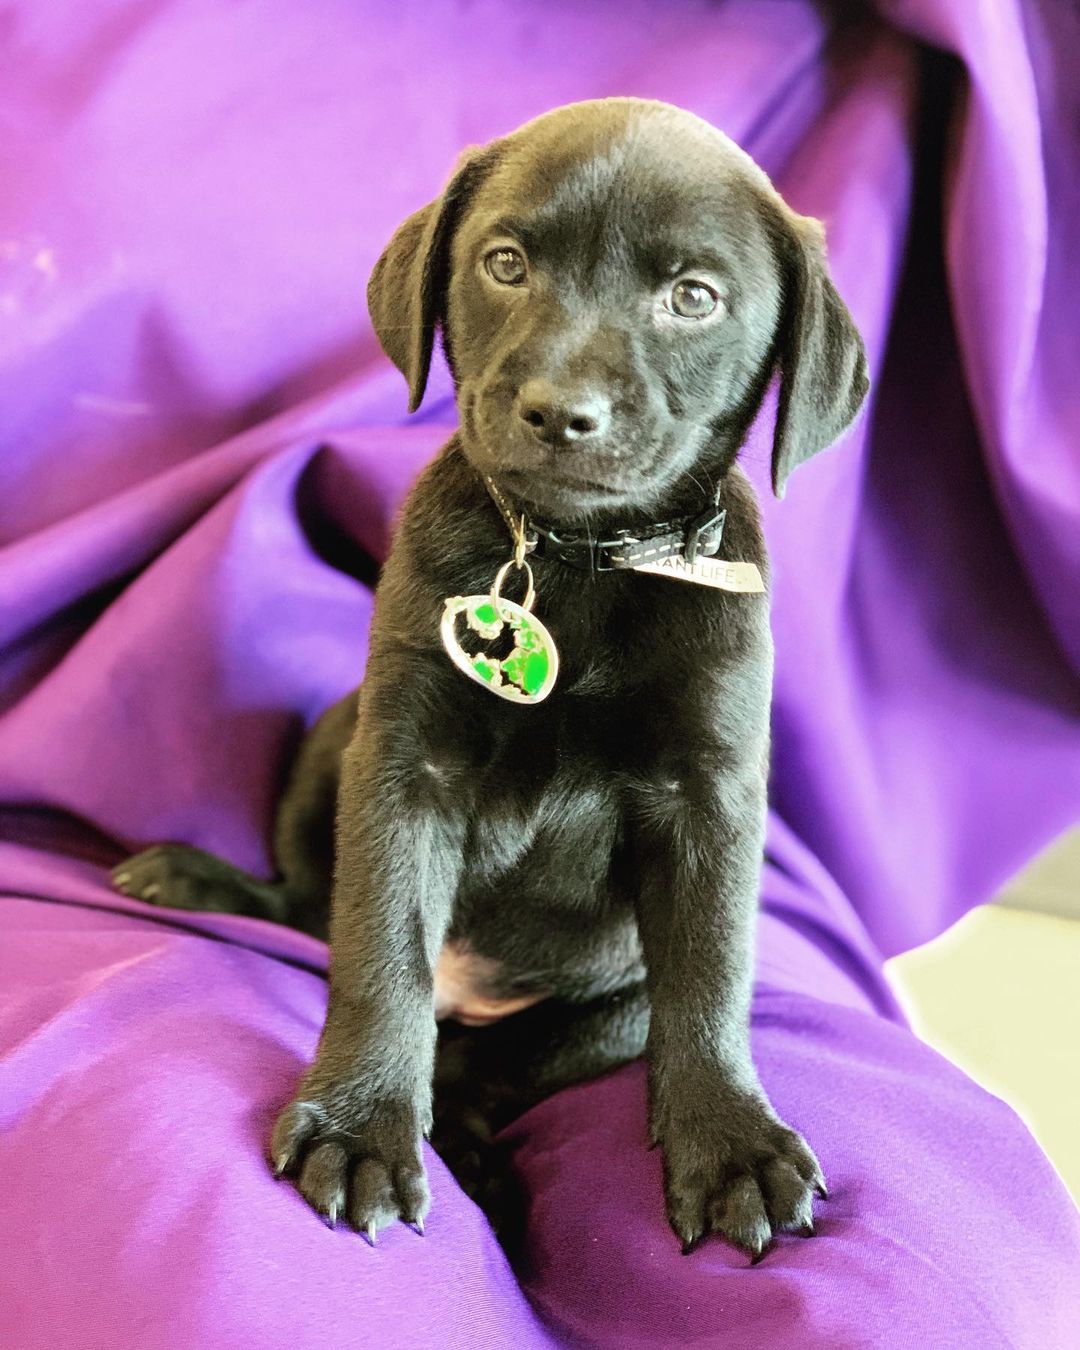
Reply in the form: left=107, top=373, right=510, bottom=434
left=484, top=476, right=726, bottom=572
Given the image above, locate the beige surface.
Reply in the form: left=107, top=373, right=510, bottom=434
left=998, top=826, right=1080, bottom=921
left=887, top=901, right=1080, bottom=1204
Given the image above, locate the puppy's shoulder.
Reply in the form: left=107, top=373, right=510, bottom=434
left=395, top=435, right=483, bottom=542
left=378, top=435, right=505, bottom=610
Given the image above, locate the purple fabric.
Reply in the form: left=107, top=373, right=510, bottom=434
left=2, top=2, right=1078, bottom=1346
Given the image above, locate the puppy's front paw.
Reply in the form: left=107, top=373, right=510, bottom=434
left=658, top=1096, right=825, bottom=1260
left=271, top=1088, right=430, bottom=1240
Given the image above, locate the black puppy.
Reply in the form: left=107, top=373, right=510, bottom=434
left=113, top=99, right=867, bottom=1259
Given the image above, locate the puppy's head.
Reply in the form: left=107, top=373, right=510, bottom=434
left=368, top=99, right=867, bottom=519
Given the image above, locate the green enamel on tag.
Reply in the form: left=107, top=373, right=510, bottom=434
left=440, top=594, right=559, bottom=704
left=471, top=654, right=499, bottom=683
left=502, top=645, right=550, bottom=695
left=466, top=600, right=503, bottom=640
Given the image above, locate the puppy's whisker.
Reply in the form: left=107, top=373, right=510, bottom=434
left=686, top=469, right=709, bottom=505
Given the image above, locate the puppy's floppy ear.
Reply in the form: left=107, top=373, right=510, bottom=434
left=367, top=150, right=493, bottom=413
left=769, top=212, right=869, bottom=497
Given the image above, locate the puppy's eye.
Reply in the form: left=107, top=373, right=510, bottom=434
left=666, top=279, right=720, bottom=319
left=485, top=247, right=528, bottom=286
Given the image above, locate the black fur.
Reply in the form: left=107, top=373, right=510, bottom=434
left=114, top=99, right=866, bottom=1259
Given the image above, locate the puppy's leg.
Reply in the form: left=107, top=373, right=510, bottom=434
left=111, top=693, right=356, bottom=939
left=630, top=762, right=825, bottom=1260
left=432, top=985, right=650, bottom=1249
left=112, top=843, right=300, bottom=925
left=270, top=700, right=469, bottom=1238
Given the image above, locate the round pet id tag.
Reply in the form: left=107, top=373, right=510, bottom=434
left=441, top=561, right=559, bottom=705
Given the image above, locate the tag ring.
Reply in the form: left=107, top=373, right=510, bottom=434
left=491, top=558, right=535, bottom=617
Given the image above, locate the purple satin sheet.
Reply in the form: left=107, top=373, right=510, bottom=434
left=2, top=3, right=1079, bottom=1347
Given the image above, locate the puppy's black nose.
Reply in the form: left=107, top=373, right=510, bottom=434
left=516, top=380, right=611, bottom=446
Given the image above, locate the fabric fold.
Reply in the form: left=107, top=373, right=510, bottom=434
left=2, top=2, right=1078, bottom=1346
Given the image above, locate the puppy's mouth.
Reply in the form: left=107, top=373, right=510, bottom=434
left=462, top=388, right=681, bottom=520
left=499, top=463, right=625, bottom=499
left=488, top=462, right=655, bottom=524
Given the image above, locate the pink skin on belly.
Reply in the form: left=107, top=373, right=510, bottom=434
left=433, top=940, right=546, bottom=1026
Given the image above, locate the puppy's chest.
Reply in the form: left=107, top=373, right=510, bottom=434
left=465, top=705, right=625, bottom=863
left=441, top=574, right=758, bottom=885
left=541, top=571, right=744, bottom=690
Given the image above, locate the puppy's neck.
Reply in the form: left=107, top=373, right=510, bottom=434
left=487, top=454, right=739, bottom=542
